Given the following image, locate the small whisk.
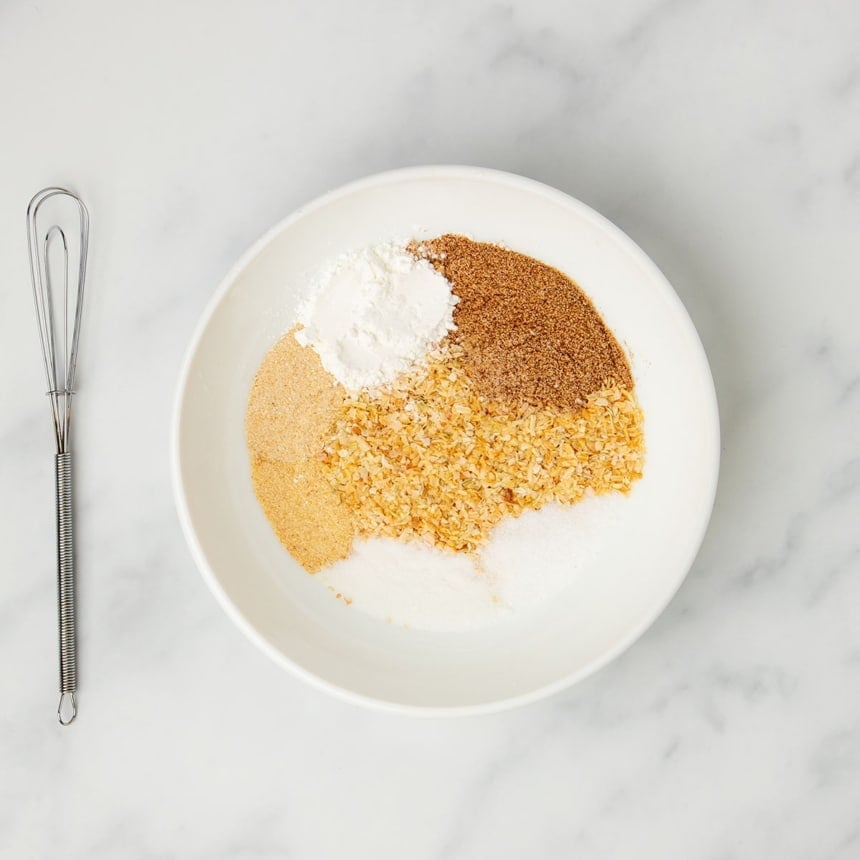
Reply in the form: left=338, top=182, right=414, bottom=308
left=27, top=187, right=89, bottom=726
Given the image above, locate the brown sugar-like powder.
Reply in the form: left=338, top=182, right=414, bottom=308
left=246, top=327, right=354, bottom=572
left=415, top=236, right=633, bottom=411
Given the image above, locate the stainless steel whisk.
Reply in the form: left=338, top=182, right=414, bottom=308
left=27, top=187, right=89, bottom=726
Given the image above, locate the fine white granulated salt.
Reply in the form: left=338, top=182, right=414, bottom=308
left=481, top=495, right=621, bottom=611
left=295, top=241, right=458, bottom=390
left=317, top=495, right=626, bottom=632
left=318, top=538, right=506, bottom=632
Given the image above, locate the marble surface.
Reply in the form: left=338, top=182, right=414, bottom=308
left=2, top=0, right=859, bottom=856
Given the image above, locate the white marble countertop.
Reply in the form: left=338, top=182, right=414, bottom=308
left=3, top=0, right=859, bottom=856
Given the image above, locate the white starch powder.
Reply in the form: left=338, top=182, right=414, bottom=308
left=295, top=241, right=458, bottom=390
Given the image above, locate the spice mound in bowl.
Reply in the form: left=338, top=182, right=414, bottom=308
left=245, top=235, right=645, bottom=630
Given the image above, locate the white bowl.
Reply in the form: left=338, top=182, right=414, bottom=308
left=172, top=166, right=719, bottom=714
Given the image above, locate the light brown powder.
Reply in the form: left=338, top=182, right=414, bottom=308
left=246, top=327, right=346, bottom=461
left=246, top=327, right=354, bottom=572
left=250, top=456, right=353, bottom=573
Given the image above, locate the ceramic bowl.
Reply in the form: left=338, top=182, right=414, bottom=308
left=172, top=166, right=719, bottom=714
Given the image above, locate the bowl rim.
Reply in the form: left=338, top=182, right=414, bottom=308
left=171, top=164, right=720, bottom=716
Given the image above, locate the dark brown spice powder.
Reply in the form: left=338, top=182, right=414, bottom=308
left=415, top=235, right=633, bottom=411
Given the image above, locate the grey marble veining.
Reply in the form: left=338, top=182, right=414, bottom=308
left=2, top=0, right=859, bottom=857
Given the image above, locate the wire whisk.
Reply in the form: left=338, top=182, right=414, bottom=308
left=27, top=187, right=89, bottom=726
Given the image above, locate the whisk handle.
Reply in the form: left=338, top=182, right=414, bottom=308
left=55, top=452, right=77, bottom=725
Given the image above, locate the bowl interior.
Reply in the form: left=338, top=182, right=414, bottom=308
left=173, top=167, right=719, bottom=712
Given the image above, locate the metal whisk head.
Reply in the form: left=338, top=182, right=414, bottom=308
left=27, top=188, right=89, bottom=453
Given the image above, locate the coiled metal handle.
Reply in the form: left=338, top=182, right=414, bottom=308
left=55, top=452, right=77, bottom=725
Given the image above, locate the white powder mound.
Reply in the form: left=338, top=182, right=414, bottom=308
left=318, top=538, right=506, bottom=632
left=295, top=241, right=458, bottom=390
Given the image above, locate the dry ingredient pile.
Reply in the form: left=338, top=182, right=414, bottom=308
left=413, top=236, right=632, bottom=411
left=246, top=332, right=354, bottom=572
left=323, top=344, right=642, bottom=554
left=246, top=235, right=645, bottom=614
